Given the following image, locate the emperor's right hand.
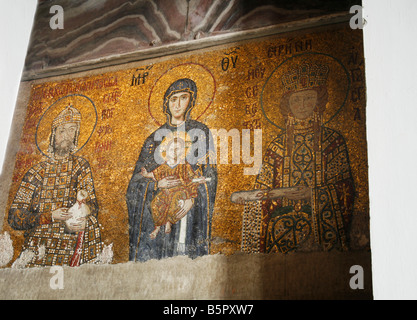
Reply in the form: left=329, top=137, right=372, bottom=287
left=52, top=208, right=71, bottom=221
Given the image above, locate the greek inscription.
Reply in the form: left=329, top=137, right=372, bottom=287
left=349, top=48, right=365, bottom=104
left=32, top=76, right=118, bottom=101
left=354, top=107, right=361, bottom=121
left=348, top=49, right=363, bottom=66
left=97, top=156, right=109, bottom=169
left=94, top=140, right=112, bottom=154
left=103, top=90, right=122, bottom=104
left=247, top=67, right=265, bottom=81
left=351, top=87, right=364, bottom=103
left=97, top=124, right=113, bottom=138
left=23, top=117, right=38, bottom=131
left=243, top=118, right=261, bottom=130
left=350, top=68, right=363, bottom=83
left=221, top=56, right=238, bottom=71
left=245, top=85, right=258, bottom=99
left=267, top=39, right=312, bottom=58
left=245, top=103, right=258, bottom=116
left=131, top=66, right=153, bottom=86
left=101, top=108, right=115, bottom=120
left=15, top=157, right=35, bottom=172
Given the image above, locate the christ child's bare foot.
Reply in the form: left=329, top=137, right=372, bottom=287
left=150, top=226, right=160, bottom=239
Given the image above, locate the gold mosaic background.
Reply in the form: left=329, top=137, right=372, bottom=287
left=2, top=24, right=368, bottom=264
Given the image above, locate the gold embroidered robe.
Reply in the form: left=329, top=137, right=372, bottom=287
left=8, top=155, right=102, bottom=267
left=242, top=121, right=354, bottom=253
left=151, top=162, right=199, bottom=226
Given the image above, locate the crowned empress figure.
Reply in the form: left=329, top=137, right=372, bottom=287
left=241, top=63, right=355, bottom=254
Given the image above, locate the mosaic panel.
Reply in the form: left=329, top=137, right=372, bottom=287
left=1, top=23, right=369, bottom=267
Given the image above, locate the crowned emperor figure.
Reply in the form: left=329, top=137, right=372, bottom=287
left=8, top=105, right=103, bottom=267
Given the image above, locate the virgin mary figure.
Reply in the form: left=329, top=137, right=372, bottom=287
left=126, top=78, right=217, bottom=262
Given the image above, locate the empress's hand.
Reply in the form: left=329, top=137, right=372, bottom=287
left=235, top=196, right=245, bottom=204
left=175, top=199, right=193, bottom=220
left=282, top=186, right=312, bottom=201
left=66, top=217, right=87, bottom=232
left=52, top=208, right=71, bottom=221
left=157, top=176, right=181, bottom=189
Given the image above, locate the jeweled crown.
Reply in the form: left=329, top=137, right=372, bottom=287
left=52, top=105, right=82, bottom=130
left=281, top=63, right=329, bottom=92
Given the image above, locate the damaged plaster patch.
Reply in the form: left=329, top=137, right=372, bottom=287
left=0, top=232, right=13, bottom=267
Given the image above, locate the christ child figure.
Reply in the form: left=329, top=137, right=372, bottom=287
left=141, top=137, right=209, bottom=239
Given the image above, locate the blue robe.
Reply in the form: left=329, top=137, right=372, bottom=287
left=126, top=120, right=217, bottom=262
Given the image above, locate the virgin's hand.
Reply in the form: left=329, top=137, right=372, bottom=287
left=52, top=208, right=71, bottom=221
left=175, top=199, right=193, bottom=220
left=140, top=167, right=149, bottom=177
left=157, top=176, right=181, bottom=189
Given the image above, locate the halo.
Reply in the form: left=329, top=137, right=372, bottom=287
left=148, top=63, right=216, bottom=127
left=35, top=94, right=97, bottom=158
left=260, top=52, right=351, bottom=130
